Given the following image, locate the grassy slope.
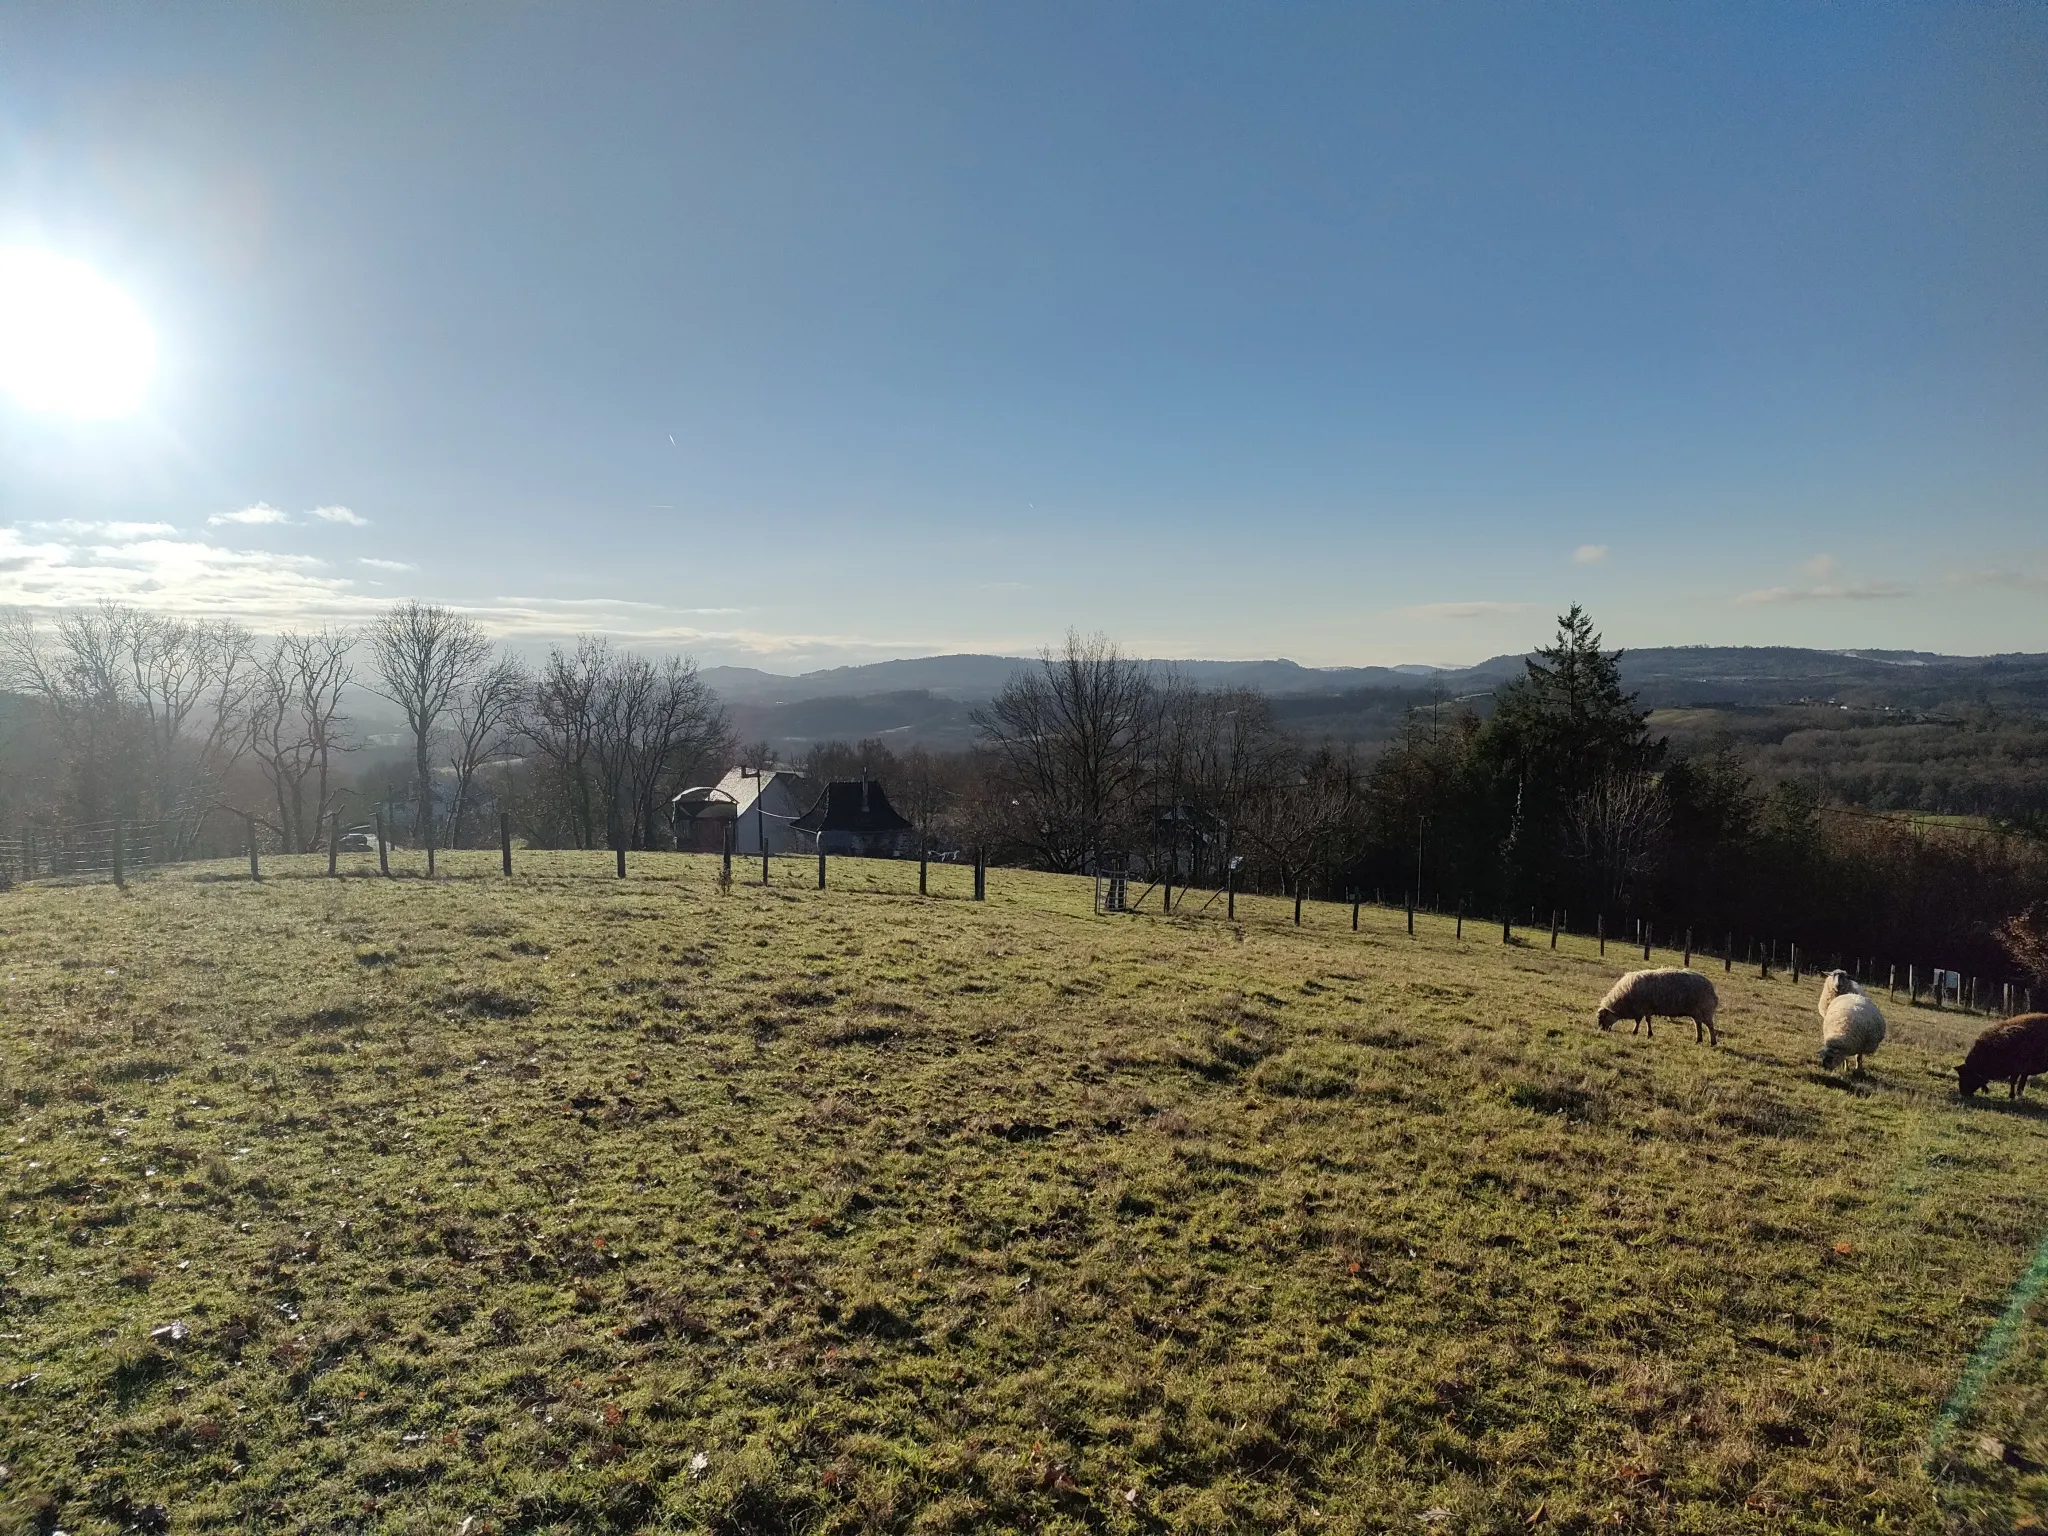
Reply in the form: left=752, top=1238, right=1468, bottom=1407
left=2, top=854, right=2047, bottom=1535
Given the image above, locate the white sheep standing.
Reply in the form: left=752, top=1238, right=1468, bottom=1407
left=1595, top=968, right=1721, bottom=1045
left=1817, top=969, right=1886, bottom=1073
left=1816, top=967, right=1861, bottom=1018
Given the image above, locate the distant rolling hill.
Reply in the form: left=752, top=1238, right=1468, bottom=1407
left=706, top=647, right=2048, bottom=757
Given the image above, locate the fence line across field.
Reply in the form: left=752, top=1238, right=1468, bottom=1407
left=3, top=817, right=2035, bottom=1019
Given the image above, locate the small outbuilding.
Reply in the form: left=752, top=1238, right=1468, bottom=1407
left=792, top=779, right=921, bottom=859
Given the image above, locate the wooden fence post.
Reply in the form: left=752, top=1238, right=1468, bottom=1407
left=1684, top=928, right=1692, bottom=968
left=1502, top=911, right=1511, bottom=945
left=1791, top=943, right=1801, bottom=984
left=1352, top=894, right=1360, bottom=932
left=500, top=813, right=512, bottom=876
left=1293, top=884, right=1303, bottom=926
left=1597, top=913, right=1604, bottom=956
left=919, top=846, right=928, bottom=896
left=427, top=838, right=435, bottom=879
left=111, top=816, right=125, bottom=889
left=245, top=815, right=261, bottom=882
left=1725, top=932, right=1733, bottom=973
left=817, top=849, right=827, bottom=889
left=1405, top=891, right=1414, bottom=936
left=1888, top=963, right=1897, bottom=1000
left=1642, top=923, right=1651, bottom=962
left=973, top=849, right=985, bottom=901
left=1550, top=910, right=1559, bottom=949
left=328, top=813, right=340, bottom=877
left=616, top=842, right=627, bottom=879
left=376, top=810, right=390, bottom=877
left=1226, top=863, right=1235, bottom=921
left=1456, top=901, right=1464, bottom=941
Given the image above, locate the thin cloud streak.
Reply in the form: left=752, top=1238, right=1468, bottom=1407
left=1573, top=544, right=1608, bottom=564
left=1735, top=581, right=1910, bottom=606
left=208, top=502, right=292, bottom=527
left=309, top=505, right=369, bottom=526
left=1397, top=600, right=1534, bottom=620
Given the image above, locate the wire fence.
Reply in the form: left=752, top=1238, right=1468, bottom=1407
left=2, top=819, right=2036, bottom=1020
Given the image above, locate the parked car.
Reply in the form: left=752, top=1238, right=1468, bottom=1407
left=339, top=830, right=376, bottom=852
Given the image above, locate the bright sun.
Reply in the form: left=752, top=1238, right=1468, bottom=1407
left=0, top=247, right=157, bottom=419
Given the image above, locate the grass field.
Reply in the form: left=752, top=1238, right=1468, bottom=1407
left=4, top=852, right=2048, bottom=1534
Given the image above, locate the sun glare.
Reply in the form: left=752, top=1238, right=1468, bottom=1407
left=0, top=247, right=157, bottom=419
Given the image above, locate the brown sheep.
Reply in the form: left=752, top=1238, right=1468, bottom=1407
left=1958, top=1014, right=2048, bottom=1100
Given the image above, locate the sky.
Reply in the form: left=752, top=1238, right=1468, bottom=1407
left=1, top=3, right=2045, bottom=672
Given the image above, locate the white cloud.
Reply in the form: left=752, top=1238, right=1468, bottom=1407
left=358, top=557, right=415, bottom=572
left=1735, top=581, right=1909, bottom=606
left=1801, top=553, right=1839, bottom=580
left=208, top=502, right=291, bottom=527
left=1572, top=544, right=1608, bottom=565
left=0, top=524, right=379, bottom=619
left=1397, top=600, right=1533, bottom=620
left=309, top=505, right=368, bottom=526
left=1944, top=568, right=2048, bottom=591
left=27, top=519, right=178, bottom=539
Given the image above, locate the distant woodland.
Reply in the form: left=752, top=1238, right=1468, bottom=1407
left=4, top=601, right=2046, bottom=989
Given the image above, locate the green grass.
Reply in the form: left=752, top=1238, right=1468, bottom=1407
left=4, top=852, right=2048, bottom=1534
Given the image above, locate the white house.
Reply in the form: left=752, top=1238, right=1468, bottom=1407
left=672, top=767, right=818, bottom=855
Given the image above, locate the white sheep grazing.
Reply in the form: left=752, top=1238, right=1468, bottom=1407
left=1820, top=992, right=1886, bottom=1073
left=1816, top=968, right=1863, bottom=1019
left=1595, top=968, right=1721, bottom=1045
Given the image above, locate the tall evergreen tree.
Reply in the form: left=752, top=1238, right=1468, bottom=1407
left=1475, top=604, right=1662, bottom=908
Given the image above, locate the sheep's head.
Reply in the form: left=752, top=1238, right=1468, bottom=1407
left=1819, top=1044, right=1845, bottom=1071
left=1595, top=1006, right=1616, bottom=1031
left=1959, top=1064, right=1990, bottom=1098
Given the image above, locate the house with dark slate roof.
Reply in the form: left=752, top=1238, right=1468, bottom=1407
left=791, top=779, right=920, bottom=858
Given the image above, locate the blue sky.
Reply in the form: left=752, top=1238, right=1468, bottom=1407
left=2, top=3, right=2044, bottom=669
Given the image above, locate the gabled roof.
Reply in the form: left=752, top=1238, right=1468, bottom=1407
left=792, top=779, right=915, bottom=834
left=673, top=767, right=813, bottom=817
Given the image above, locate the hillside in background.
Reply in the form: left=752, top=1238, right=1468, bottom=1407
left=713, top=650, right=2048, bottom=819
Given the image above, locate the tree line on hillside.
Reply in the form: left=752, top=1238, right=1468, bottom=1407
left=0, top=602, right=732, bottom=856
left=940, top=616, right=2048, bottom=987
left=5, top=599, right=2045, bottom=989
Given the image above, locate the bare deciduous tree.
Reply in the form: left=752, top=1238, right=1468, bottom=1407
left=972, top=630, right=1152, bottom=872
left=0, top=602, right=256, bottom=841
left=247, top=628, right=357, bottom=851
left=446, top=655, right=528, bottom=847
left=526, top=638, right=608, bottom=849
left=368, top=601, right=492, bottom=849
left=1568, top=769, right=1670, bottom=915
